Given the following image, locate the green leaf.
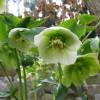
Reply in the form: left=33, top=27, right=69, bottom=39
left=27, top=18, right=46, bottom=28
left=0, top=15, right=9, bottom=44
left=71, top=63, right=90, bottom=86
left=3, top=14, right=20, bottom=28
left=31, top=27, right=46, bottom=35
left=86, top=26, right=96, bottom=33
left=90, top=37, right=99, bottom=52
left=59, top=19, right=86, bottom=38
left=78, top=37, right=99, bottom=55
left=78, top=39, right=93, bottom=55
left=59, top=19, right=77, bottom=31
left=22, top=55, right=34, bottom=67
left=74, top=24, right=86, bottom=38
left=27, top=47, right=39, bottom=56
left=55, top=84, right=68, bottom=100
left=0, top=91, right=10, bottom=97
left=0, top=43, right=17, bottom=69
left=62, top=53, right=100, bottom=87
left=78, top=14, right=98, bottom=25
left=17, top=16, right=32, bottom=28
left=20, top=27, right=46, bottom=42
left=18, top=17, right=47, bottom=28
left=0, top=14, right=20, bottom=45
left=0, top=0, right=4, bottom=7
left=62, top=67, right=72, bottom=87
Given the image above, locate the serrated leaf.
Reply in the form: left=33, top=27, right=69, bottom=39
left=78, top=14, right=98, bottom=25
left=62, top=53, right=100, bottom=87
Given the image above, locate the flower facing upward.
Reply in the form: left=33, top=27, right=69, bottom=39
left=34, top=27, right=81, bottom=65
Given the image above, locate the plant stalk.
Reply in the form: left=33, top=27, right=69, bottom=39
left=23, top=66, right=28, bottom=100
left=43, top=84, right=46, bottom=100
left=34, top=90, right=38, bottom=100
left=15, top=49, right=23, bottom=100
left=58, top=63, right=62, bottom=83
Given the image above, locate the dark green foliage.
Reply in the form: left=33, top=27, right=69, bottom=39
left=17, top=16, right=32, bottom=28
left=59, top=14, right=97, bottom=38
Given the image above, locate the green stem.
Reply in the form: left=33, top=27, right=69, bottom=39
left=34, top=90, right=38, bottom=100
left=58, top=63, right=62, bottom=83
left=23, top=66, right=28, bottom=100
left=82, top=31, right=92, bottom=42
left=41, top=65, right=46, bottom=100
left=53, top=93, right=55, bottom=100
left=43, top=84, right=46, bottom=100
left=15, top=49, right=23, bottom=100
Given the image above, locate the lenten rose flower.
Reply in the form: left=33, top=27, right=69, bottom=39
left=8, top=28, right=34, bottom=52
left=34, top=27, right=81, bottom=65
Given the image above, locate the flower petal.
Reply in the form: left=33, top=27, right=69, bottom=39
left=8, top=28, right=34, bottom=52
left=34, top=27, right=81, bottom=65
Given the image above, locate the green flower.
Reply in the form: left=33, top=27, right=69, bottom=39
left=62, top=53, right=100, bottom=87
left=34, top=27, right=81, bottom=65
left=8, top=28, right=34, bottom=52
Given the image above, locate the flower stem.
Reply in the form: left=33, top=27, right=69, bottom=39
left=23, top=66, right=28, bottom=100
left=15, top=49, right=23, bottom=100
left=43, top=84, right=46, bottom=100
left=34, top=90, right=38, bottom=100
left=58, top=63, right=62, bottom=83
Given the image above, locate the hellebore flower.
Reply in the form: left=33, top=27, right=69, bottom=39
left=8, top=28, right=34, bottom=52
left=34, top=27, right=81, bottom=65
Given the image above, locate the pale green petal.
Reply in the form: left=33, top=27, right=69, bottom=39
left=39, top=27, right=81, bottom=50
left=42, top=50, right=77, bottom=65
left=8, top=28, right=34, bottom=52
left=34, top=27, right=81, bottom=65
left=9, top=28, right=30, bottom=37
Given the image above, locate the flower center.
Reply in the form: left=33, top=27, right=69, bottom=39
left=51, top=39, right=65, bottom=49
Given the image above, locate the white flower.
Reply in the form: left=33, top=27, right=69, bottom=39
left=34, top=27, right=81, bottom=65
left=8, top=28, right=34, bottom=52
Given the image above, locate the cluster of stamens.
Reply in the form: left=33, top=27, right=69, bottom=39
left=51, top=39, right=65, bottom=49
